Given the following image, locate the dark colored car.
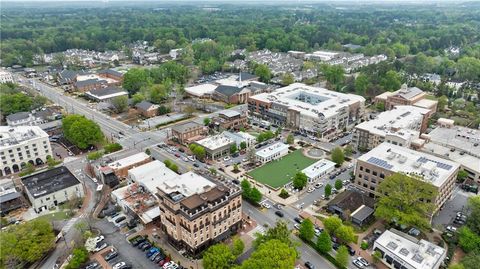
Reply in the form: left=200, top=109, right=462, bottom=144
left=346, top=245, right=356, bottom=256
left=150, top=251, right=161, bottom=261
left=85, top=262, right=99, bottom=269
left=332, top=243, right=340, bottom=250
left=232, top=179, right=240, bottom=185
left=154, top=253, right=166, bottom=263
left=294, top=217, right=303, bottom=224
left=105, top=250, right=118, bottom=261
left=175, top=153, right=180, bottom=158
left=132, top=237, right=146, bottom=246
left=141, top=243, right=152, bottom=251
left=275, top=211, right=284, bottom=217
left=178, top=148, right=185, bottom=153
left=114, top=216, right=126, bottom=223
left=137, top=241, right=148, bottom=249
left=193, top=163, right=199, bottom=168
left=232, top=153, right=239, bottom=158
left=304, top=261, right=315, bottom=269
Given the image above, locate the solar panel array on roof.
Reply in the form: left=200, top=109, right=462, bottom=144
left=367, top=157, right=394, bottom=169
left=416, top=157, right=453, bottom=170
left=387, top=241, right=398, bottom=251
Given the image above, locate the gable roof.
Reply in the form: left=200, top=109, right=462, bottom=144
left=98, top=69, right=124, bottom=77
left=6, top=112, right=31, bottom=122
left=136, top=100, right=156, bottom=111
left=171, top=121, right=203, bottom=133
left=215, top=85, right=243, bottom=97
left=327, top=190, right=375, bottom=213
left=74, top=78, right=106, bottom=88
left=88, top=86, right=127, bottom=97
left=237, top=72, right=258, bottom=81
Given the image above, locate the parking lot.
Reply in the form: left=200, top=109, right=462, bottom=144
left=432, top=186, right=472, bottom=230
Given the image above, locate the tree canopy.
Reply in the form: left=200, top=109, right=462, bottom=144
left=240, top=239, right=297, bottom=269
left=292, top=172, right=308, bottom=190
left=62, top=115, right=104, bottom=149
left=202, top=243, right=235, bottom=269
left=331, top=147, right=345, bottom=167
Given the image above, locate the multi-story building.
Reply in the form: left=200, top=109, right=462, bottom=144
left=302, top=159, right=336, bottom=182
left=374, top=85, right=438, bottom=116
left=212, top=110, right=248, bottom=130
left=354, top=142, right=459, bottom=212
left=98, top=69, right=124, bottom=83
left=21, top=166, right=84, bottom=213
left=105, top=152, right=152, bottom=179
left=373, top=229, right=446, bottom=269
left=420, top=125, right=480, bottom=183
left=248, top=83, right=365, bottom=140
left=255, top=142, right=289, bottom=164
left=171, top=121, right=208, bottom=144
left=157, top=172, right=242, bottom=255
left=352, top=106, right=430, bottom=151
left=222, top=131, right=256, bottom=149
left=0, top=186, right=25, bottom=215
left=194, top=135, right=235, bottom=160
left=6, top=112, right=43, bottom=127
left=212, top=85, right=251, bottom=104
left=0, top=126, right=52, bottom=176
left=0, top=70, right=14, bottom=84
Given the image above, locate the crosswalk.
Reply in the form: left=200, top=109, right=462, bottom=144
left=61, top=213, right=87, bottom=233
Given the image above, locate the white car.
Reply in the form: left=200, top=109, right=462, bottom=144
left=223, top=156, right=231, bottom=161
left=187, top=155, right=196, bottom=161
left=92, top=177, right=98, bottom=183
left=343, top=180, right=350, bottom=185
left=314, top=183, right=323, bottom=189
left=94, top=242, right=107, bottom=252
left=307, top=187, right=315, bottom=193
left=356, top=257, right=369, bottom=267
left=446, top=226, right=457, bottom=232
left=93, top=235, right=104, bottom=243
left=261, top=202, right=271, bottom=209
left=294, top=224, right=301, bottom=230
left=181, top=156, right=189, bottom=162
left=113, top=262, right=126, bottom=269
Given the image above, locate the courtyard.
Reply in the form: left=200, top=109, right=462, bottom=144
left=247, top=149, right=317, bottom=189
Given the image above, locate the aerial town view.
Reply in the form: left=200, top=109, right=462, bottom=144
left=0, top=1, right=479, bottom=269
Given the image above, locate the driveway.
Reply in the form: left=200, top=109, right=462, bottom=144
left=432, top=186, right=472, bottom=229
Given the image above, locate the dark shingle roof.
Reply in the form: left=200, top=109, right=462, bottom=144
left=98, top=69, right=123, bottom=77
left=327, top=190, right=374, bottom=213
left=0, top=190, right=21, bottom=203
left=351, top=205, right=374, bottom=222
left=171, top=121, right=203, bottom=133
left=6, top=112, right=30, bottom=122
left=237, top=72, right=258, bottom=81
left=136, top=100, right=155, bottom=111
left=74, top=78, right=106, bottom=88
left=21, top=166, right=81, bottom=198
left=88, top=87, right=126, bottom=97
left=215, top=85, right=243, bottom=97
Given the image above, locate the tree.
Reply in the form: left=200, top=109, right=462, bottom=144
left=324, top=184, right=332, bottom=198
left=240, top=141, right=247, bottom=150
left=0, top=219, right=55, bottom=268
left=249, top=187, right=263, bottom=204
left=62, top=115, right=104, bottom=149
left=189, top=144, right=206, bottom=161
left=104, top=143, right=122, bottom=153
left=438, top=95, right=448, bottom=112
left=148, top=84, right=168, bottom=104
left=462, top=252, right=480, bottom=269
left=281, top=72, right=295, bottom=86
left=372, top=250, right=382, bottom=264
left=254, top=221, right=294, bottom=249
left=457, top=170, right=469, bottom=183
left=381, top=70, right=401, bottom=91
left=336, top=245, right=349, bottom=268
left=344, top=145, right=353, bottom=157
left=334, top=225, right=356, bottom=243
left=233, top=164, right=239, bottom=173
left=448, top=264, right=465, bottom=269
left=334, top=179, right=343, bottom=190
left=458, top=226, right=480, bottom=253
left=240, top=239, right=297, bottom=269
left=331, top=147, right=345, bottom=167
left=375, top=173, right=437, bottom=230
left=254, top=64, right=272, bottom=83
left=158, top=105, right=170, bottom=115
left=241, top=179, right=252, bottom=198
left=230, top=143, right=238, bottom=154
left=131, top=93, right=145, bottom=105
left=279, top=188, right=290, bottom=199
left=231, top=236, right=245, bottom=257
left=65, top=247, right=89, bottom=269
left=287, top=134, right=294, bottom=145
left=316, top=231, right=332, bottom=254
left=123, top=68, right=149, bottom=95
left=111, top=96, right=128, bottom=113
left=292, top=172, right=308, bottom=190
left=204, top=118, right=211, bottom=126
left=202, top=243, right=235, bottom=269
left=355, top=73, right=369, bottom=96
left=299, top=219, right=315, bottom=241
left=321, top=64, right=344, bottom=90
left=466, top=196, right=480, bottom=234
left=0, top=93, right=33, bottom=116
left=456, top=57, right=480, bottom=81
left=183, top=105, right=196, bottom=116
left=323, top=216, right=342, bottom=235
left=247, top=148, right=256, bottom=163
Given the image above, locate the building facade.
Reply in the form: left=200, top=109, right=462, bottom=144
left=0, top=71, right=14, bottom=84
left=255, top=142, right=289, bottom=163
left=171, top=122, right=208, bottom=144
left=213, top=110, right=248, bottom=130
left=194, top=135, right=235, bottom=160
left=136, top=101, right=159, bottom=118
left=248, top=83, right=365, bottom=141
left=21, top=166, right=84, bottom=213
left=157, top=172, right=242, bottom=255
left=6, top=112, right=43, bottom=127
left=0, top=126, right=52, bottom=176
left=302, top=159, right=336, bottom=182
left=354, top=142, right=459, bottom=213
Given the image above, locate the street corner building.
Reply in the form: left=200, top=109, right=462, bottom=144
left=156, top=172, right=242, bottom=255
left=21, top=166, right=85, bottom=213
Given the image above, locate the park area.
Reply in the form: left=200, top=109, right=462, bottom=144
left=247, top=149, right=316, bottom=189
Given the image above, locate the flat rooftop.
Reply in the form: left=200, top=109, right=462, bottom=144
left=428, top=126, right=480, bottom=158
left=158, top=171, right=217, bottom=198
left=358, top=142, right=459, bottom=188
left=355, top=105, right=429, bottom=137
left=0, top=126, right=49, bottom=149
left=250, top=83, right=365, bottom=118
left=128, top=160, right=178, bottom=194
left=171, top=121, right=203, bottom=133
left=302, top=159, right=336, bottom=179
left=375, top=229, right=445, bottom=269
left=21, top=166, right=81, bottom=198
left=256, top=142, right=289, bottom=158
left=185, top=83, right=217, bottom=97
left=196, top=134, right=234, bottom=151
left=422, top=142, right=480, bottom=175
left=107, top=152, right=150, bottom=170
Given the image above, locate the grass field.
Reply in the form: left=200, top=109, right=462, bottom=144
left=247, top=149, right=317, bottom=189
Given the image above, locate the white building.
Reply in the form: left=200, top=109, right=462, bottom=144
left=373, top=229, right=446, bottom=269
left=0, top=126, right=52, bottom=176
left=21, top=166, right=84, bottom=213
left=305, top=50, right=341, bottom=61
left=353, top=105, right=430, bottom=151
left=85, top=87, right=128, bottom=103
left=302, top=159, right=336, bottom=182
left=255, top=142, right=289, bottom=163
left=194, top=134, right=235, bottom=159
left=222, top=131, right=256, bottom=149
left=185, top=84, right=217, bottom=97
left=248, top=83, right=365, bottom=140
left=5, top=112, right=43, bottom=127
left=0, top=71, right=14, bottom=84
left=128, top=160, right=179, bottom=195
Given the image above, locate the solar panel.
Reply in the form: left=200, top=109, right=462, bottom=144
left=367, top=157, right=393, bottom=169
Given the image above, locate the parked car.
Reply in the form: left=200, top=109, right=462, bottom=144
left=314, top=228, right=322, bottom=236
left=307, top=187, right=315, bottom=193
left=352, top=259, right=365, bottom=268
left=114, top=216, right=126, bottom=223
left=232, top=179, right=240, bottom=184
left=356, top=257, right=369, bottom=267
left=275, top=211, right=284, bottom=217
left=113, top=262, right=126, bottom=269
left=304, top=261, right=315, bottom=269
left=314, top=183, right=323, bottom=189
left=94, top=242, right=108, bottom=252
left=141, top=243, right=152, bottom=251
left=446, top=226, right=457, bottom=233
left=346, top=245, right=356, bottom=256
left=85, top=262, right=99, bottom=269
left=332, top=243, right=340, bottom=250
left=137, top=241, right=148, bottom=249
left=294, top=224, right=300, bottom=230
left=294, top=217, right=302, bottom=224
left=93, top=235, right=105, bottom=243
left=105, top=250, right=119, bottom=261
left=150, top=251, right=161, bottom=261
left=131, top=237, right=146, bottom=246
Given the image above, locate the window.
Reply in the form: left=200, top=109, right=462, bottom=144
left=8, top=150, right=12, bottom=153
left=17, top=148, right=21, bottom=151
left=363, top=183, right=368, bottom=187
left=358, top=174, right=362, bottom=178
left=370, top=186, right=375, bottom=190
left=365, top=168, right=370, bottom=173
left=372, top=171, right=377, bottom=176
left=359, top=166, right=364, bottom=171
left=380, top=173, right=385, bottom=179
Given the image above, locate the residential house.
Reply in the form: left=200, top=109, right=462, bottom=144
left=136, top=101, right=159, bottom=118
